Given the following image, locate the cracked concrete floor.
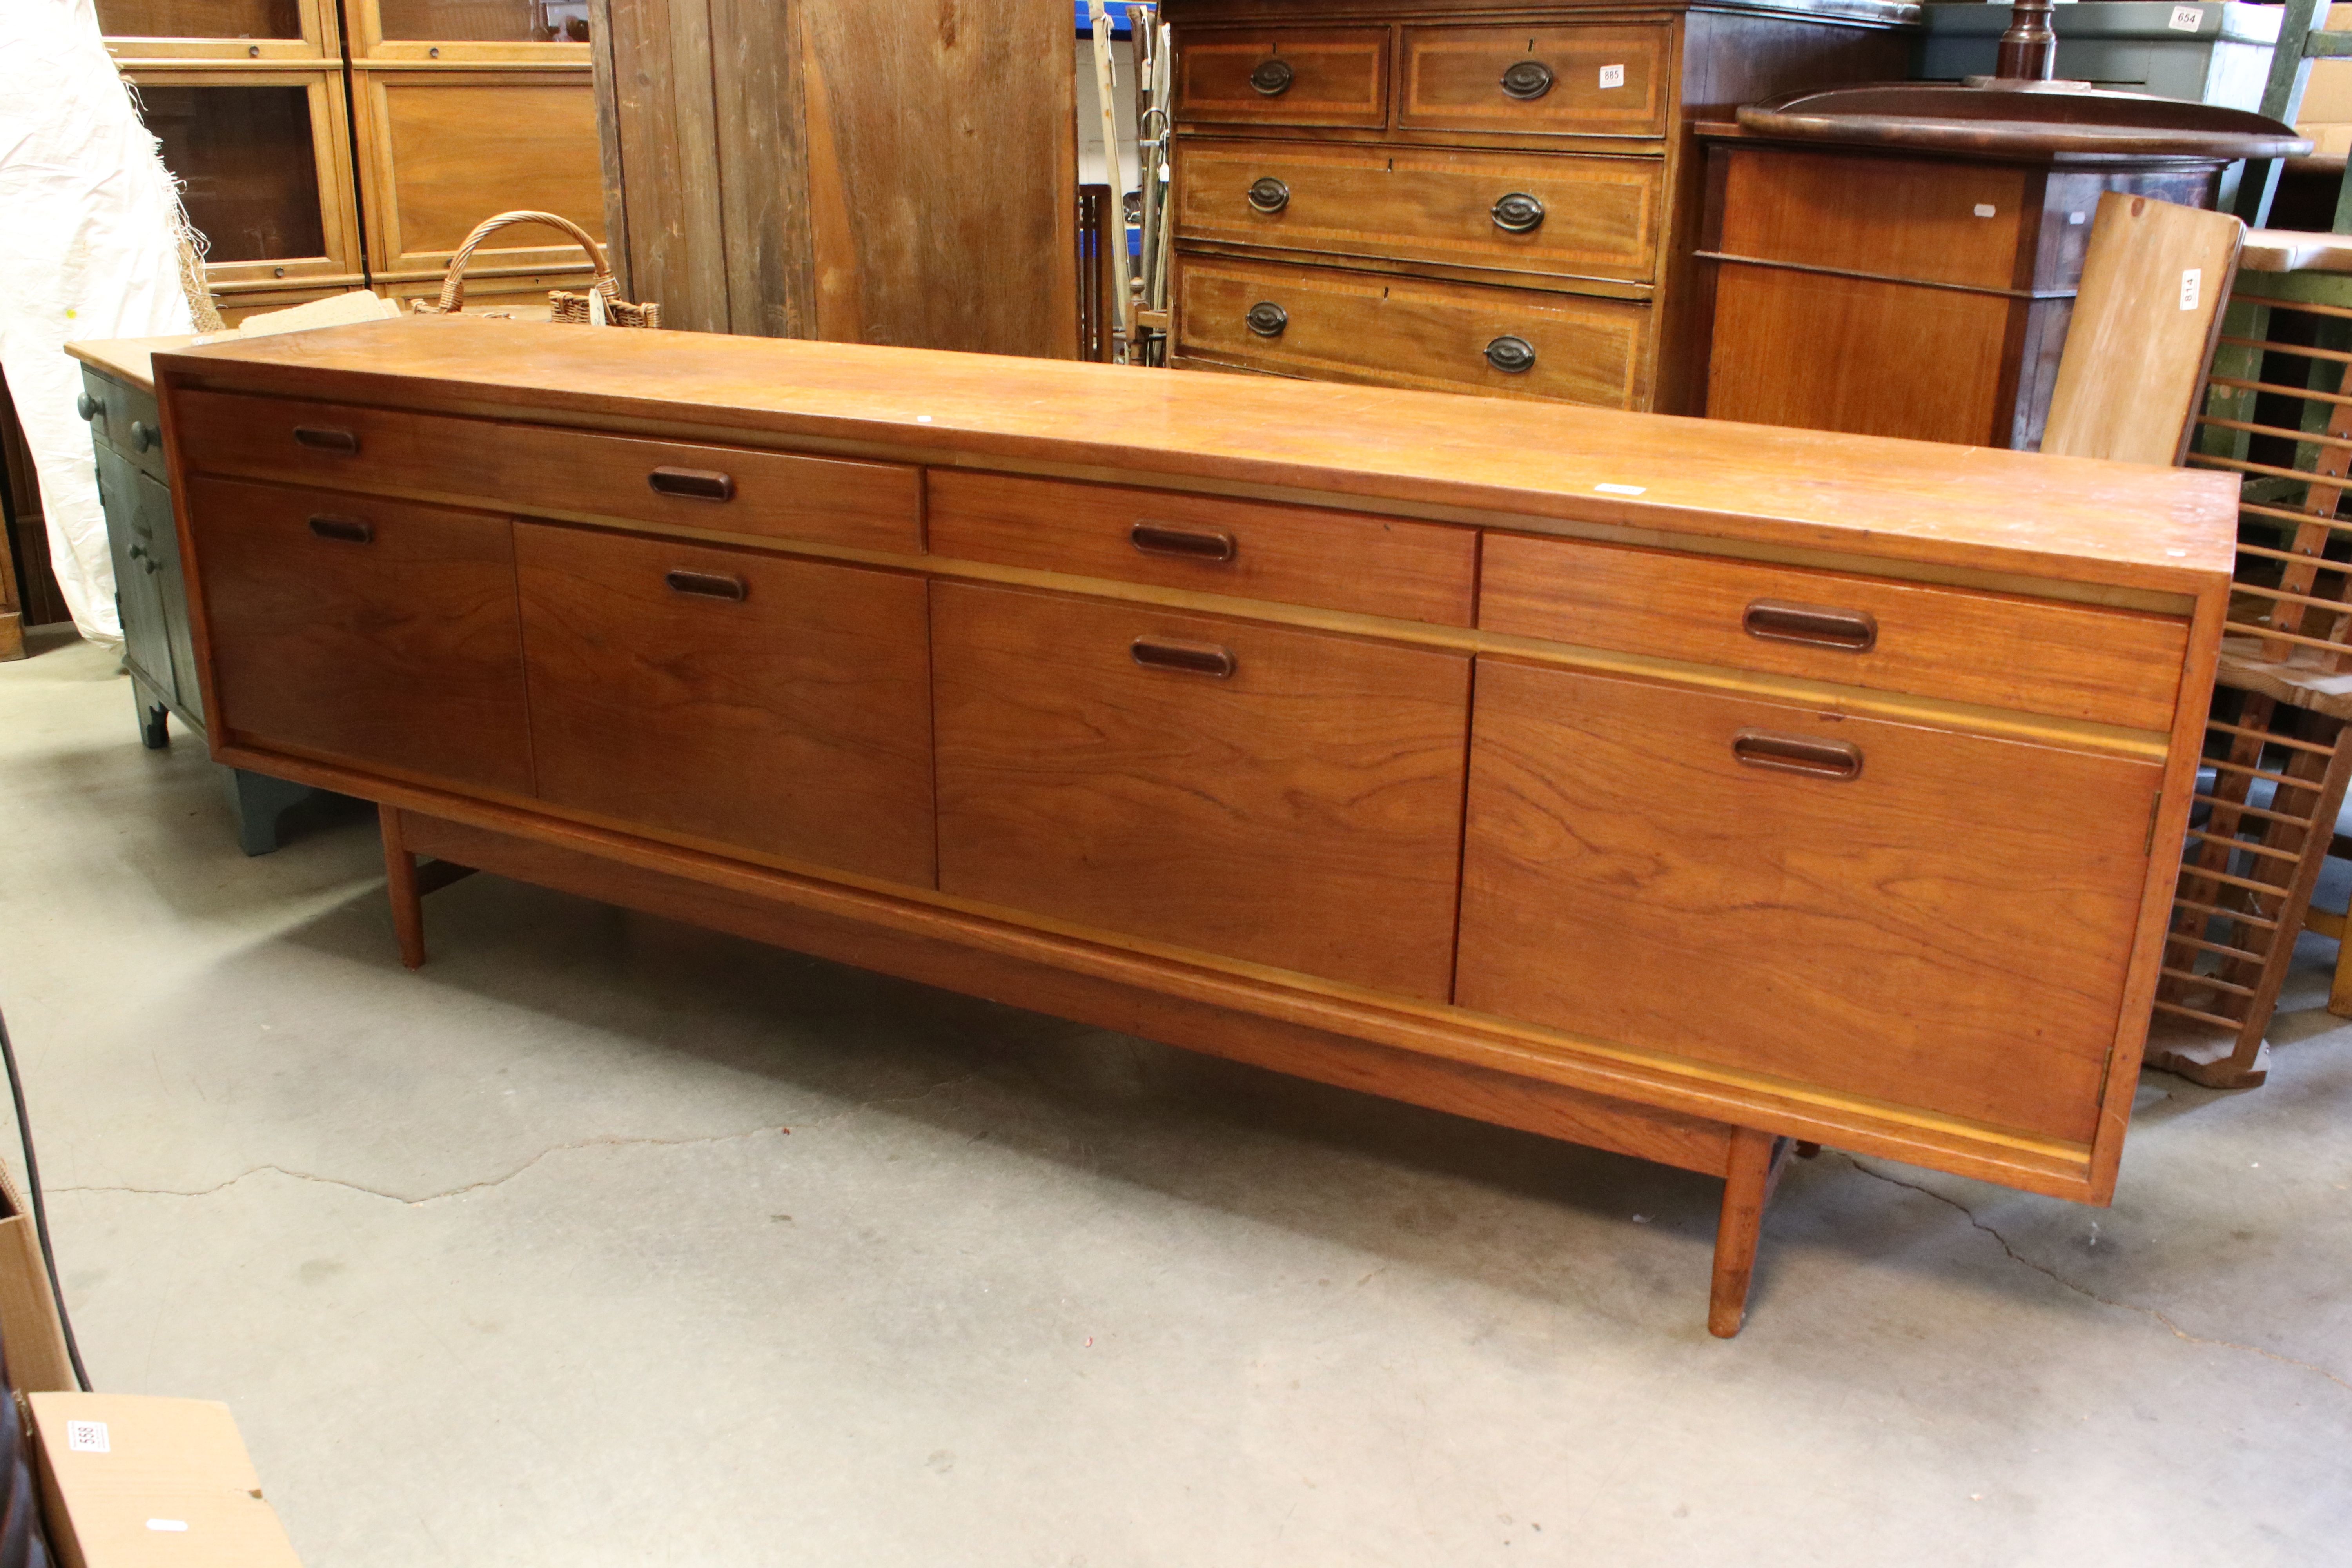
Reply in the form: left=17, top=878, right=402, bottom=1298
left=4, top=626, right=2350, bottom=1567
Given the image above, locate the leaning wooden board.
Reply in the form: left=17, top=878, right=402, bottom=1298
left=152, top=317, right=2234, bottom=1335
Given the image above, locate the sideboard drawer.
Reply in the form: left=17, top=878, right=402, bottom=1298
left=1479, top=534, right=2187, bottom=730
left=1456, top=661, right=2160, bottom=1144
left=171, top=388, right=921, bottom=553
left=1177, top=257, right=1650, bottom=407
left=927, top=470, right=1476, bottom=626
left=1399, top=25, right=1671, bottom=140
left=933, top=582, right=1470, bottom=1000
left=1175, top=25, right=1390, bottom=129
left=515, top=523, right=935, bottom=886
left=185, top=475, right=533, bottom=794
left=1174, top=139, right=1663, bottom=285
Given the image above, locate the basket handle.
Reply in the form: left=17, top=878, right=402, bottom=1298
left=426, top=210, right=619, bottom=316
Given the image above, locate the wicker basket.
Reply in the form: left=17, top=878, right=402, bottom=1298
left=409, top=210, right=659, bottom=328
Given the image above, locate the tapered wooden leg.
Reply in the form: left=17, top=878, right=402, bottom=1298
left=1708, top=1127, right=1792, bottom=1339
left=380, top=803, right=426, bottom=970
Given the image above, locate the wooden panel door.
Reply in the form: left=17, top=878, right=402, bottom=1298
left=184, top=475, right=533, bottom=793
left=932, top=583, right=1470, bottom=1000
left=515, top=524, right=934, bottom=887
left=1455, top=661, right=2160, bottom=1145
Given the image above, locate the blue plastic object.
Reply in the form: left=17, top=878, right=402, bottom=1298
left=1074, top=2, right=1142, bottom=38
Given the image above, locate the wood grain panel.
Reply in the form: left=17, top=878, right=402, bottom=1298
left=361, top=70, right=604, bottom=274
left=1174, top=138, right=1662, bottom=284
left=183, top=475, right=532, bottom=793
left=1480, top=533, right=2188, bottom=730
left=927, top=469, right=1476, bottom=625
left=1716, top=147, right=2032, bottom=292
left=933, top=582, right=1471, bottom=1000
left=1455, top=661, right=2160, bottom=1144
left=1706, top=264, right=2019, bottom=446
left=515, top=523, right=933, bottom=886
left=1176, top=25, right=1390, bottom=129
left=1177, top=255, right=1650, bottom=407
left=1399, top=24, right=1669, bottom=139
left=171, top=387, right=920, bottom=551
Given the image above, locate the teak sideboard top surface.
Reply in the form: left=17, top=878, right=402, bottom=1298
left=151, top=319, right=2232, bottom=1332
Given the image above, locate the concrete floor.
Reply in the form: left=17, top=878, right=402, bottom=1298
left=2, top=626, right=2347, bottom=1567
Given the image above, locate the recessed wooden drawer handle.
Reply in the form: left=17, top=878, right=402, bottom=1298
left=1245, top=301, right=1288, bottom=337
left=293, top=425, right=359, bottom=454
left=1733, top=730, right=1863, bottom=782
left=1485, top=335, right=1536, bottom=373
left=1251, top=58, right=1294, bottom=96
left=1131, top=637, right=1236, bottom=678
left=1501, top=60, right=1555, bottom=100
left=1247, top=176, right=1290, bottom=214
left=648, top=466, right=736, bottom=502
left=307, top=514, right=372, bottom=544
left=1491, top=192, right=1545, bottom=233
left=1743, top=599, right=1878, bottom=653
left=1131, top=522, right=1237, bottom=562
left=665, top=569, right=748, bottom=601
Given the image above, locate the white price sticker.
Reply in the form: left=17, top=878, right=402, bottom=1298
left=1973, top=203, right=1997, bottom=218
left=66, top=1421, right=109, bottom=1454
left=146, top=1521, right=189, bottom=1534
left=1594, top=482, right=1646, bottom=497
left=2180, top=268, right=2203, bottom=311
left=2169, top=6, right=2203, bottom=32
left=1599, top=63, right=1625, bottom=89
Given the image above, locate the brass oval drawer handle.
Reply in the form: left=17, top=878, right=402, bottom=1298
left=1501, top=60, right=1554, bottom=100
left=1485, top=335, right=1536, bottom=373
left=1733, top=730, right=1862, bottom=782
left=293, top=425, right=359, bottom=454
left=1251, top=57, right=1294, bottom=96
left=1247, top=176, right=1291, bottom=214
left=1245, top=300, right=1288, bottom=337
left=649, top=466, right=736, bottom=502
left=1491, top=192, right=1544, bottom=233
left=1743, top=599, right=1878, bottom=653
left=131, top=420, right=156, bottom=453
left=1131, top=637, right=1236, bottom=678
left=665, top=569, right=748, bottom=601
left=1131, top=522, right=1237, bottom=562
left=307, top=514, right=373, bottom=544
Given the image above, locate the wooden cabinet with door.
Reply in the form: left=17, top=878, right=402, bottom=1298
left=153, top=317, right=2232, bottom=1336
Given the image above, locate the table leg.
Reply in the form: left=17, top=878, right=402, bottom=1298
left=380, top=804, right=426, bottom=970
left=1708, top=1126, right=1793, bottom=1338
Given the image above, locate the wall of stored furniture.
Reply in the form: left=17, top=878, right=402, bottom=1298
left=97, top=0, right=606, bottom=320
left=153, top=316, right=2230, bottom=1332
left=1159, top=0, right=1916, bottom=411
left=584, top=0, right=1078, bottom=353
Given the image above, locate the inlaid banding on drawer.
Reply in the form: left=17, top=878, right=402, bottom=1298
left=1177, top=256, right=1650, bottom=408
left=1175, top=140, right=1663, bottom=285
left=171, top=387, right=920, bottom=553
left=1176, top=25, right=1390, bottom=128
left=1478, top=534, right=2188, bottom=730
left=1400, top=24, right=1670, bottom=139
left=926, top=469, right=1477, bottom=626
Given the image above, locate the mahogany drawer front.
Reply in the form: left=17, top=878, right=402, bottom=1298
left=1455, top=662, right=2159, bottom=1145
left=1174, top=139, right=1663, bottom=285
left=1399, top=25, right=1671, bottom=140
left=1176, top=26, right=1390, bottom=129
left=183, top=474, right=534, bottom=796
left=1478, top=535, right=2188, bottom=730
left=169, top=388, right=921, bottom=553
left=926, top=470, right=1477, bottom=626
left=932, top=582, right=1471, bottom=1001
left=1177, top=257, right=1650, bottom=408
left=515, top=524, right=935, bottom=887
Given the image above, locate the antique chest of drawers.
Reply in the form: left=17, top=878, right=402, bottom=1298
left=1162, top=0, right=1918, bottom=412
left=153, top=317, right=2232, bottom=1335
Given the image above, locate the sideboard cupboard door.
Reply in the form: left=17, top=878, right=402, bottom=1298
left=184, top=475, right=533, bottom=794
left=514, top=524, right=935, bottom=887
left=932, top=583, right=1470, bottom=1000
left=1455, top=661, right=2160, bottom=1145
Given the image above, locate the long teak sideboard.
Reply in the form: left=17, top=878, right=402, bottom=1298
left=152, top=318, right=2234, bottom=1336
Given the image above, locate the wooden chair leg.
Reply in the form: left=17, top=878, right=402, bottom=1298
left=380, top=803, right=426, bottom=970
left=1708, top=1127, right=1791, bottom=1339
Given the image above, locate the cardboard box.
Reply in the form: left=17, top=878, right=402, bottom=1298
left=27, top=1395, right=302, bottom=1568
left=0, top=1165, right=75, bottom=1396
